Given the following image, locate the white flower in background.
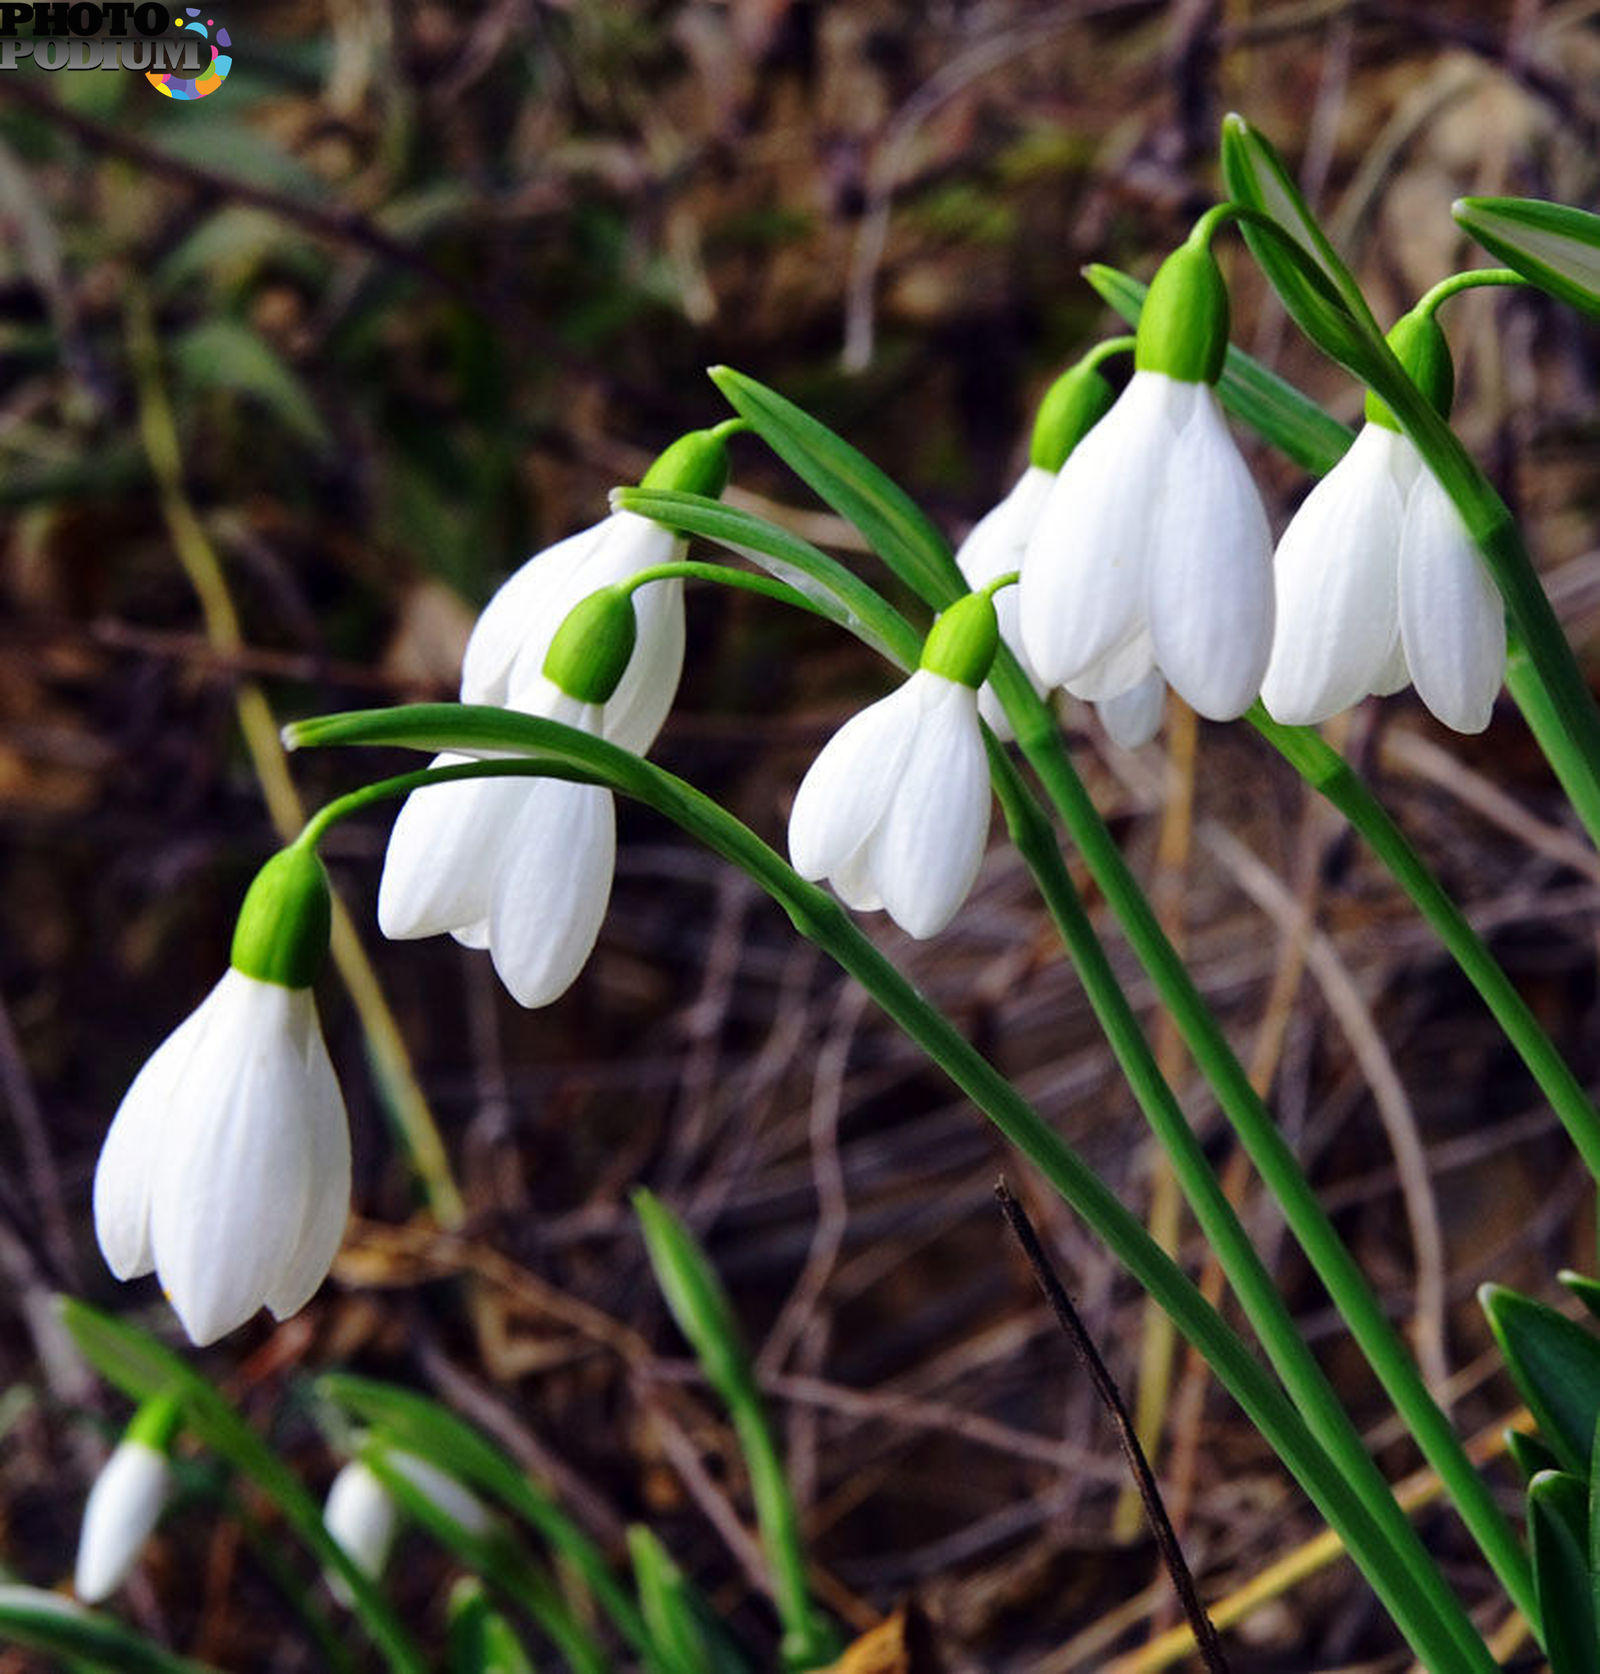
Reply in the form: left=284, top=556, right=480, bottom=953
left=1020, top=241, right=1275, bottom=723
left=380, top=429, right=731, bottom=1006
left=789, top=593, right=995, bottom=938
left=74, top=1438, right=172, bottom=1603
left=1261, top=310, right=1503, bottom=734
left=1096, top=667, right=1168, bottom=749
left=93, top=851, right=349, bottom=1346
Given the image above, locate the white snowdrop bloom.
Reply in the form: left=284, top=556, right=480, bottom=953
left=1021, top=371, right=1275, bottom=722
left=955, top=465, right=1054, bottom=739
left=94, top=851, right=349, bottom=1346
left=378, top=1450, right=495, bottom=1538
left=378, top=677, right=617, bottom=1008
left=1095, top=668, right=1168, bottom=749
left=324, top=1459, right=402, bottom=1585
left=789, top=594, right=996, bottom=939
left=74, top=1440, right=172, bottom=1603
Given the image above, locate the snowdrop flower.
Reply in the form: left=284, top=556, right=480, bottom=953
left=379, top=430, right=730, bottom=1006
left=94, top=848, right=350, bottom=1346
left=790, top=591, right=997, bottom=938
left=1021, top=239, right=1275, bottom=721
left=324, top=1447, right=495, bottom=1601
left=73, top=1397, right=180, bottom=1603
left=1262, top=311, right=1503, bottom=733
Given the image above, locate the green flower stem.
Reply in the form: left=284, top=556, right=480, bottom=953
left=1505, top=639, right=1600, bottom=849
left=1412, top=269, right=1527, bottom=316
left=1077, top=334, right=1136, bottom=372
left=617, top=560, right=824, bottom=618
left=1253, top=704, right=1600, bottom=1181
left=986, top=656, right=1533, bottom=1636
left=984, top=736, right=1528, bottom=1647
left=287, top=703, right=1495, bottom=1674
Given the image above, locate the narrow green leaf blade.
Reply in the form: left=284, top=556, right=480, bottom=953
left=449, top=1579, right=538, bottom=1674
left=614, top=488, right=920, bottom=667
left=1454, top=197, right=1600, bottom=317
left=0, top=1585, right=221, bottom=1674
left=1482, top=1284, right=1600, bottom=1473
left=1508, top=1427, right=1566, bottom=1485
left=170, top=320, right=332, bottom=452
left=1084, top=262, right=1353, bottom=473
left=709, top=367, right=960, bottom=607
left=1560, top=1271, right=1600, bottom=1324
left=629, top=1527, right=712, bottom=1674
left=1529, top=1470, right=1598, bottom=1674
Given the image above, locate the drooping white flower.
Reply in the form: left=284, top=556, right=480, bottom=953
left=94, top=850, right=349, bottom=1346
left=1021, top=370, right=1275, bottom=722
left=789, top=594, right=995, bottom=938
left=1096, top=667, right=1168, bottom=749
left=74, top=1439, right=172, bottom=1603
left=378, top=678, right=617, bottom=1008
left=1260, top=426, right=1504, bottom=734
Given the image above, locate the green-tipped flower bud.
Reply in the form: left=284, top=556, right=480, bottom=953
left=1029, top=362, right=1116, bottom=471
left=919, top=591, right=1000, bottom=689
left=542, top=584, right=639, bottom=704
left=125, top=1392, right=183, bottom=1454
left=1365, top=309, right=1455, bottom=430
left=639, top=427, right=731, bottom=499
left=230, top=846, right=333, bottom=990
left=1134, top=240, right=1231, bottom=385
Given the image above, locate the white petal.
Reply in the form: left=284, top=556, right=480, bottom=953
left=1398, top=471, right=1505, bottom=733
left=872, top=679, right=991, bottom=938
left=1097, top=670, right=1168, bottom=748
left=1062, top=629, right=1154, bottom=702
left=1259, top=426, right=1408, bottom=725
left=1370, top=634, right=1411, bottom=697
left=74, top=1442, right=171, bottom=1603
left=377, top=761, right=521, bottom=942
left=461, top=526, right=606, bottom=705
left=1146, top=389, right=1275, bottom=719
left=486, top=781, right=616, bottom=1007
left=787, top=676, right=925, bottom=884
left=94, top=980, right=226, bottom=1281
left=829, top=845, right=884, bottom=912
left=1020, top=373, right=1190, bottom=686
left=149, top=975, right=319, bottom=1345
left=452, top=921, right=490, bottom=950
left=264, top=1004, right=351, bottom=1321
left=601, top=573, right=686, bottom=754
left=324, top=1461, right=400, bottom=1585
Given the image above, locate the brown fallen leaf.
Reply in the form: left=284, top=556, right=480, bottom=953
left=815, top=1601, right=942, bottom=1674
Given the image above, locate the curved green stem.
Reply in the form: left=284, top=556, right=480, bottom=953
left=288, top=702, right=1495, bottom=1674
left=1078, top=333, right=1136, bottom=373
left=1413, top=268, right=1527, bottom=317
left=1253, top=704, right=1600, bottom=1181
left=616, top=560, right=824, bottom=619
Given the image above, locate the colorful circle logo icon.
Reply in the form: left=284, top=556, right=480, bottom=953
left=148, top=9, right=231, bottom=100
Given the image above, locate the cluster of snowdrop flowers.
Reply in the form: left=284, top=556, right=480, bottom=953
left=73, top=1395, right=180, bottom=1603
left=377, top=427, right=730, bottom=1007
left=1261, top=308, right=1505, bottom=733
left=93, top=846, right=350, bottom=1346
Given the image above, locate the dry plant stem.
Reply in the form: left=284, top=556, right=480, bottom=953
left=124, top=285, right=465, bottom=1230
left=995, top=1181, right=1230, bottom=1674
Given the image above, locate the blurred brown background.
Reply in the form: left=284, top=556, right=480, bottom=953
left=3, top=1, right=1600, bottom=1667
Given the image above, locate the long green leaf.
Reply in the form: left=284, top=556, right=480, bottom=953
left=1481, top=1286, right=1600, bottom=1474
left=1454, top=197, right=1600, bottom=317
left=708, top=368, right=962, bottom=605
left=1083, top=262, right=1353, bottom=473
left=0, top=1587, right=220, bottom=1674
left=1529, top=1471, right=1596, bottom=1674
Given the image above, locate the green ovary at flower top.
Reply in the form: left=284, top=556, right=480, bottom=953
left=1261, top=307, right=1505, bottom=734
left=92, top=846, right=352, bottom=1347
left=1018, top=232, right=1276, bottom=724
left=788, top=591, right=998, bottom=939
left=376, top=427, right=730, bottom=1010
